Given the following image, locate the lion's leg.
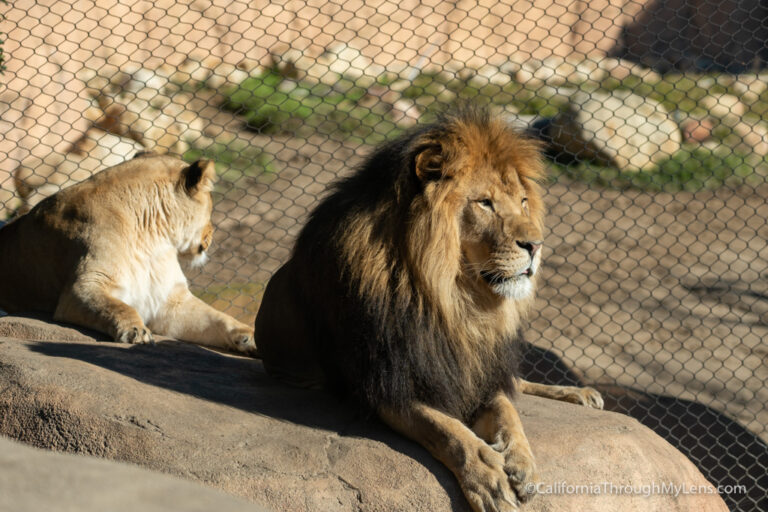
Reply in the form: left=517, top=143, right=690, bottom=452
left=54, top=280, right=153, bottom=344
left=516, top=378, right=604, bottom=409
left=253, top=263, right=326, bottom=387
left=472, top=391, right=538, bottom=506
left=149, top=285, right=256, bottom=356
left=379, top=402, right=521, bottom=512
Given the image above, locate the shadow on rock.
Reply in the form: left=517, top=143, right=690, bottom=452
left=26, top=337, right=467, bottom=510
left=29, top=339, right=360, bottom=431
left=16, top=318, right=754, bottom=511
left=520, top=342, right=768, bottom=512
left=602, top=385, right=768, bottom=512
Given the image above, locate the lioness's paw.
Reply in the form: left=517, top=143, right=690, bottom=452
left=229, top=328, right=258, bottom=356
left=116, top=326, right=154, bottom=345
left=460, top=443, right=520, bottom=512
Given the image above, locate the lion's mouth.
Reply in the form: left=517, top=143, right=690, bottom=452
left=479, top=268, right=535, bottom=300
left=480, top=267, right=533, bottom=285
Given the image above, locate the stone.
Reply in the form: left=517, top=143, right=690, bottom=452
left=0, top=315, right=727, bottom=512
left=732, top=121, right=768, bottom=157
left=0, top=435, right=268, bottom=512
left=701, top=94, right=748, bottom=125
left=550, top=90, right=682, bottom=172
left=598, top=57, right=662, bottom=83
left=539, top=57, right=607, bottom=86
left=681, top=117, right=715, bottom=143
left=731, top=74, right=768, bottom=105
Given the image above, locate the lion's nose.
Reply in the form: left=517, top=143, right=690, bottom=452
left=517, top=240, right=542, bottom=257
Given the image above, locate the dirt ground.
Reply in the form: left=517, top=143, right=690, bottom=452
left=189, top=131, right=768, bottom=446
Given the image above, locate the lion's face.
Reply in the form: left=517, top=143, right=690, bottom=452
left=175, top=159, right=216, bottom=269
left=459, top=176, right=543, bottom=300
left=412, top=115, right=545, bottom=302
left=179, top=220, right=214, bottom=268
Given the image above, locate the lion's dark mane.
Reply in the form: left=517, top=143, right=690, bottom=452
left=287, top=111, right=521, bottom=422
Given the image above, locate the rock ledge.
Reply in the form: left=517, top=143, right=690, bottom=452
left=0, top=316, right=727, bottom=512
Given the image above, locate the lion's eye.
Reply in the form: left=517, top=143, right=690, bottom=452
left=521, top=197, right=529, bottom=214
left=477, top=198, right=495, bottom=212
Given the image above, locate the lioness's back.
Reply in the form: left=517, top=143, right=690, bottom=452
left=0, top=206, right=81, bottom=312
left=0, top=155, right=191, bottom=314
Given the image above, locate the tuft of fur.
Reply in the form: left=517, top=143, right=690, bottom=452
left=256, top=105, right=546, bottom=422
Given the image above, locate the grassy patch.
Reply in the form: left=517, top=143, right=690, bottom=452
left=598, top=73, right=732, bottom=117
left=183, top=141, right=276, bottom=185
left=403, top=72, right=569, bottom=118
left=221, top=67, right=571, bottom=144
left=221, top=67, right=402, bottom=144
left=551, top=147, right=765, bottom=192
left=217, top=65, right=768, bottom=193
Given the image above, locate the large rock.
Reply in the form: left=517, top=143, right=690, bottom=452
left=0, top=436, right=267, bottom=512
left=0, top=315, right=727, bottom=512
left=551, top=90, right=682, bottom=172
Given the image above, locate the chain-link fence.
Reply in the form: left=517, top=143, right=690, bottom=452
left=2, top=1, right=767, bottom=510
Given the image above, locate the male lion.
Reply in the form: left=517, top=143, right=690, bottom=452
left=0, top=154, right=256, bottom=355
left=254, top=106, right=603, bottom=510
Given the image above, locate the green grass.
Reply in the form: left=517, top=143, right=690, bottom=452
left=221, top=67, right=402, bottom=144
left=597, top=72, right=768, bottom=120
left=402, top=72, right=569, bottom=118
left=600, top=74, right=711, bottom=114
left=216, top=65, right=768, bottom=193
left=183, top=141, right=276, bottom=185
left=220, top=67, right=573, bottom=144
left=551, top=147, right=765, bottom=192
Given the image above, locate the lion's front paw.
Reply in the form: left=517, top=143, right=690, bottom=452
left=115, top=325, right=154, bottom=345
left=577, top=386, right=604, bottom=410
left=496, top=441, right=538, bottom=505
left=459, top=443, right=521, bottom=512
left=229, top=328, right=258, bottom=356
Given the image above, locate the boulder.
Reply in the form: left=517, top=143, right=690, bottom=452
left=730, top=121, right=768, bottom=157
left=598, top=57, right=661, bottom=83
left=551, top=90, right=682, bottom=172
left=732, top=74, right=768, bottom=105
left=0, top=315, right=727, bottom=512
left=0, top=435, right=267, bottom=512
left=701, top=94, right=748, bottom=125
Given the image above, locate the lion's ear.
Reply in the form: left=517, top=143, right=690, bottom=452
left=182, top=159, right=216, bottom=195
left=414, top=144, right=445, bottom=182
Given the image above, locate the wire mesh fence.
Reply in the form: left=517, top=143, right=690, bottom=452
left=1, top=1, right=767, bottom=510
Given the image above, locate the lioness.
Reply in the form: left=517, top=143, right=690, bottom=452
left=255, top=106, right=602, bottom=510
left=0, top=154, right=255, bottom=355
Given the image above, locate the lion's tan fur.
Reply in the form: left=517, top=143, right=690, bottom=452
left=336, top=113, right=546, bottom=400
left=0, top=154, right=255, bottom=354
left=255, top=107, right=603, bottom=511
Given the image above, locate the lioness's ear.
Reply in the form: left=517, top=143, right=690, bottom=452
left=183, top=159, right=216, bottom=195
left=414, top=143, right=444, bottom=182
